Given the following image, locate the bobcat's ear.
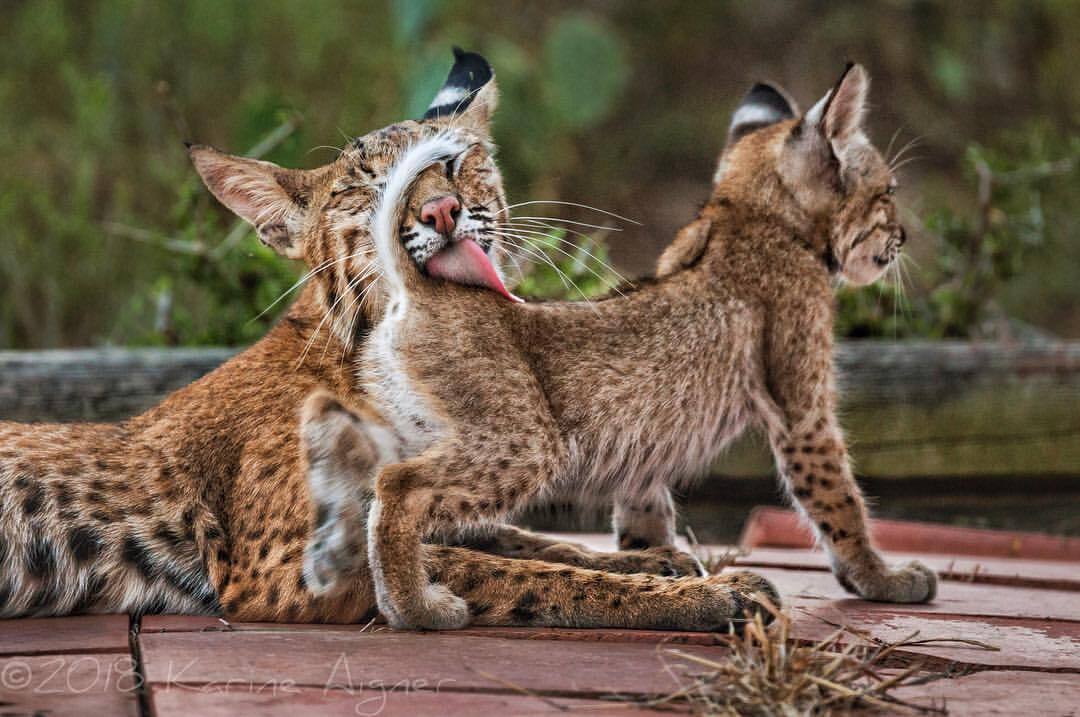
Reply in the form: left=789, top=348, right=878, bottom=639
left=726, top=82, right=798, bottom=148
left=423, top=47, right=497, bottom=135
left=188, top=145, right=312, bottom=259
left=804, top=63, right=869, bottom=144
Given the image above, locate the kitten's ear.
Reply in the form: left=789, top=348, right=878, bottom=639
left=188, top=145, right=312, bottom=259
left=423, top=47, right=497, bottom=135
left=804, top=63, right=869, bottom=144
left=726, top=82, right=798, bottom=148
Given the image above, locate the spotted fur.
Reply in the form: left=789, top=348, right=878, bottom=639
left=357, top=63, right=935, bottom=630
left=0, top=50, right=702, bottom=623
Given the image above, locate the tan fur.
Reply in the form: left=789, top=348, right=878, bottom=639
left=0, top=55, right=701, bottom=622
left=358, top=64, right=934, bottom=630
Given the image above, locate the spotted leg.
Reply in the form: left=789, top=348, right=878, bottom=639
left=759, top=313, right=936, bottom=603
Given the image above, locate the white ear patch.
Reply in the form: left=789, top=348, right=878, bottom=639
left=428, top=86, right=469, bottom=113
left=804, top=90, right=831, bottom=127
left=731, top=103, right=783, bottom=128
left=726, top=83, right=797, bottom=147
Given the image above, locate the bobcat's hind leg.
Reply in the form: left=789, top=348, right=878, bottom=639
left=299, top=391, right=398, bottom=596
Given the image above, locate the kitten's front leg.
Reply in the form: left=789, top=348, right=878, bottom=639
left=762, top=317, right=937, bottom=603
left=769, top=419, right=935, bottom=602
left=368, top=430, right=566, bottom=630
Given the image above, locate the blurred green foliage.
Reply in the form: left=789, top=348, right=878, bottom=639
left=1, top=1, right=1078, bottom=348
left=837, top=127, right=1080, bottom=339
left=510, top=229, right=623, bottom=301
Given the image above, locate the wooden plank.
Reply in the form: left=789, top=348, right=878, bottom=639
left=790, top=608, right=1080, bottom=671
left=737, top=547, right=1080, bottom=591
left=150, top=687, right=655, bottom=717
left=739, top=507, right=1080, bottom=561
left=756, top=566, right=1080, bottom=622
left=0, top=652, right=141, bottom=716
left=0, top=347, right=236, bottom=422
left=140, top=617, right=1078, bottom=671
left=138, top=629, right=722, bottom=696
left=0, top=615, right=131, bottom=656
left=545, top=532, right=1080, bottom=590
left=890, top=671, right=1080, bottom=716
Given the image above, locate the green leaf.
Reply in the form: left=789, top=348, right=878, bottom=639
left=542, top=13, right=629, bottom=129
left=392, top=0, right=442, bottom=45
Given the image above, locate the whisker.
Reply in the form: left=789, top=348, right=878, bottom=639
left=297, top=263, right=378, bottom=369
left=307, top=144, right=345, bottom=157
left=497, top=200, right=641, bottom=225
left=499, top=247, right=527, bottom=287
left=337, top=271, right=383, bottom=366
left=250, top=249, right=373, bottom=323
left=506, top=215, right=624, bottom=233
left=889, top=136, right=923, bottom=168
left=496, top=227, right=626, bottom=296
left=500, top=219, right=628, bottom=271
left=322, top=264, right=381, bottom=363
left=492, top=233, right=598, bottom=310
left=890, top=155, right=925, bottom=174
left=509, top=219, right=632, bottom=286
left=884, top=126, right=905, bottom=164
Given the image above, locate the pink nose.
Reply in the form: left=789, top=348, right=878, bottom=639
left=419, top=195, right=461, bottom=236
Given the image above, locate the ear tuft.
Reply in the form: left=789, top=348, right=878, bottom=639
left=806, top=63, right=869, bottom=143
left=423, top=48, right=494, bottom=120
left=727, top=82, right=798, bottom=147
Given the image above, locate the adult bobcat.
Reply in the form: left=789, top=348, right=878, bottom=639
left=0, top=51, right=708, bottom=624
left=335, top=63, right=936, bottom=630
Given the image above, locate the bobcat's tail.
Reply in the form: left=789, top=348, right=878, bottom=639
left=372, top=132, right=469, bottom=311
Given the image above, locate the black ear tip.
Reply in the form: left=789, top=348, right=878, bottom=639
left=835, top=61, right=858, bottom=85
left=746, top=82, right=784, bottom=101
left=183, top=140, right=194, bottom=150
left=449, top=47, right=492, bottom=76
left=422, top=47, right=494, bottom=120
left=741, top=82, right=796, bottom=120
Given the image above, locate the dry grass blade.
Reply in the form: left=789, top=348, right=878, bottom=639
left=685, top=525, right=742, bottom=575
left=648, top=605, right=954, bottom=716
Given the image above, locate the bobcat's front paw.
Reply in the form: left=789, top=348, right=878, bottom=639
left=385, top=583, right=470, bottom=631
left=695, top=571, right=781, bottom=631
left=839, top=560, right=938, bottom=603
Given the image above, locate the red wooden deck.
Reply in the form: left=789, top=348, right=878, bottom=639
left=2, top=513, right=1078, bottom=716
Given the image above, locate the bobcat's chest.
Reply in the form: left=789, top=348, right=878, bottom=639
left=363, top=311, right=444, bottom=457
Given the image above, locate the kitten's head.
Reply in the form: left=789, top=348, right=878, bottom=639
left=188, top=48, right=511, bottom=343
left=717, top=64, right=905, bottom=285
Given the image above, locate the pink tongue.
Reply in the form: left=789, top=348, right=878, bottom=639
left=426, top=239, right=523, bottom=303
